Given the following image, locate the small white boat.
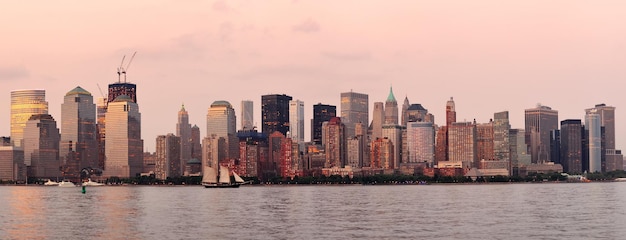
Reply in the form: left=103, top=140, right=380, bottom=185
left=82, top=179, right=105, bottom=187
left=58, top=180, right=76, bottom=187
left=44, top=179, right=59, bottom=186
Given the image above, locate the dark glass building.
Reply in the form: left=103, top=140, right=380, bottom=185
left=261, top=94, right=292, bottom=136
left=560, top=120, right=582, bottom=173
left=311, top=103, right=336, bottom=145
left=108, top=83, right=137, bottom=103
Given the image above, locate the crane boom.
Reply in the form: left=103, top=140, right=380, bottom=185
left=117, top=55, right=126, bottom=82
left=122, top=51, right=137, bottom=82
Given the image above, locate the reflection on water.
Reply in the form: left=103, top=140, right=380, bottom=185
left=1, top=183, right=626, bottom=239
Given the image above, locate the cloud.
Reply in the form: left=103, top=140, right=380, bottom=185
left=292, top=18, right=320, bottom=33
left=322, top=51, right=371, bottom=61
left=212, top=0, right=232, bottom=12
left=0, top=66, right=29, bottom=81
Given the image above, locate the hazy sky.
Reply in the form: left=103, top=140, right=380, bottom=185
left=2, top=1, right=625, bottom=152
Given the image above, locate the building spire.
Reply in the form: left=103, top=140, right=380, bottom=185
left=386, top=85, right=396, bottom=102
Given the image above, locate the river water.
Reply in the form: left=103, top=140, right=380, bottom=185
left=1, top=183, right=625, bottom=240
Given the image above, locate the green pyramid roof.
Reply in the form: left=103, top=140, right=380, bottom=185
left=386, top=86, right=396, bottom=102
left=66, top=86, right=91, bottom=96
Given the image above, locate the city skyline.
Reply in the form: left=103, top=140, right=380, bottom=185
left=2, top=1, right=625, bottom=152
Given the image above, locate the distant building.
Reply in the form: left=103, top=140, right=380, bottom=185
left=340, top=91, right=368, bottom=138
left=585, top=112, right=602, bottom=173
left=289, top=100, right=305, bottom=144
left=401, top=96, right=410, bottom=127
left=509, top=129, right=531, bottom=176
left=448, top=122, right=477, bottom=168
left=382, top=124, right=403, bottom=168
left=560, top=120, right=583, bottom=174
left=0, top=146, right=25, bottom=181
left=476, top=120, right=495, bottom=161
left=370, top=138, right=394, bottom=169
left=104, top=95, right=143, bottom=178
left=311, top=103, right=336, bottom=145
left=96, top=97, right=107, bottom=171
left=206, top=100, right=238, bottom=160
left=371, top=102, right=384, bottom=140
left=176, top=104, right=192, bottom=175
left=384, top=87, right=398, bottom=125
left=406, top=104, right=434, bottom=123
left=155, top=134, right=181, bottom=179
left=23, top=114, right=61, bottom=179
left=107, top=82, right=137, bottom=104
left=11, top=89, right=48, bottom=148
left=60, top=86, right=98, bottom=180
left=322, top=117, right=346, bottom=168
left=525, top=104, right=558, bottom=163
left=406, top=121, right=434, bottom=166
left=262, top=94, right=292, bottom=136
left=493, top=111, right=510, bottom=162
left=190, top=125, right=202, bottom=160
left=241, top=100, right=254, bottom=130
left=236, top=130, right=268, bottom=177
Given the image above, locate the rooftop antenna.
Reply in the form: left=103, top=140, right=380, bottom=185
left=117, top=55, right=126, bottom=83
left=122, top=51, right=137, bottom=83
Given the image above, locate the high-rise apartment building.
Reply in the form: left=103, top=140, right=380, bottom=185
left=585, top=113, right=602, bottom=172
left=236, top=130, right=267, bottom=177
left=177, top=104, right=192, bottom=175
left=509, top=129, right=531, bottom=175
left=384, top=87, right=399, bottom=125
left=340, top=91, right=368, bottom=138
left=371, top=102, right=384, bottom=140
left=322, top=117, right=346, bottom=168
left=23, top=114, right=60, bottom=179
left=289, top=100, right=304, bottom=143
left=104, top=95, right=143, bottom=178
left=406, top=121, right=434, bottom=166
left=525, top=104, right=558, bottom=163
left=448, top=122, right=477, bottom=168
left=60, top=86, right=98, bottom=179
left=370, top=138, right=394, bottom=169
left=262, top=94, right=292, bottom=136
left=311, top=103, right=336, bottom=145
left=560, top=120, right=583, bottom=173
left=241, top=100, right=254, bottom=130
left=155, top=134, right=181, bottom=179
left=0, top=146, right=24, bottom=181
left=476, top=121, right=495, bottom=161
left=10, top=89, right=48, bottom=148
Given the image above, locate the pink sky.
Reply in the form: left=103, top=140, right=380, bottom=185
left=1, top=0, right=625, bottom=152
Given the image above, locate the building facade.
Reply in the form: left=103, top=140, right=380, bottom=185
left=340, top=91, right=368, bottom=138
left=560, top=120, right=582, bottom=173
left=406, top=121, right=435, bottom=166
left=525, top=104, right=559, bottom=163
left=241, top=100, right=254, bottom=130
left=311, top=103, right=336, bottom=145
left=448, top=122, right=477, bottom=168
left=60, top=86, right=98, bottom=180
left=23, top=114, right=60, bottom=179
left=289, top=100, right=305, bottom=143
left=177, top=104, right=192, bottom=173
left=155, top=134, right=181, bottom=179
left=262, top=94, right=292, bottom=136
left=322, top=117, right=346, bottom=168
left=104, top=95, right=143, bottom=178
left=10, top=89, right=48, bottom=148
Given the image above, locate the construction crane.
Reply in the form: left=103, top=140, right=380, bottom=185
left=116, top=55, right=126, bottom=83
left=121, top=51, right=137, bottom=83
left=96, top=83, right=106, bottom=101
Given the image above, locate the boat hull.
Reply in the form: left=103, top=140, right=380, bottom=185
left=202, top=183, right=241, bottom=188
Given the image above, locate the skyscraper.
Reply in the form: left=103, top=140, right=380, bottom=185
left=311, top=103, right=336, bottom=145
left=446, top=97, right=456, bottom=127
left=241, top=100, right=254, bottom=130
left=96, top=97, right=107, bottom=170
left=60, top=86, right=97, bottom=179
left=155, top=134, right=181, bottom=179
left=525, top=104, right=558, bottom=163
left=585, top=104, right=616, bottom=149
left=371, top=102, right=384, bottom=140
left=448, top=122, right=477, bottom=168
left=382, top=124, right=403, bottom=168
left=560, top=119, right=582, bottom=173
left=586, top=113, right=602, bottom=172
left=476, top=121, right=495, bottom=161
left=340, top=91, right=368, bottom=138
left=406, top=121, right=434, bottom=166
left=177, top=104, right=192, bottom=175
left=401, top=96, right=410, bottom=126
left=191, top=125, right=201, bottom=160
left=10, top=89, right=48, bottom=148
left=23, top=114, right=60, bottom=179
left=406, top=104, right=434, bottom=123
left=104, top=95, right=143, bottom=178
left=262, top=94, right=292, bottom=136
left=206, top=101, right=236, bottom=138
left=322, top=117, right=345, bottom=168
left=289, top=100, right=304, bottom=143
left=370, top=138, right=394, bottom=169
left=493, top=111, right=510, bottom=162
left=384, top=87, right=399, bottom=125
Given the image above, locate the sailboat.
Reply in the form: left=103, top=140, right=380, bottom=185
left=202, top=165, right=246, bottom=188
